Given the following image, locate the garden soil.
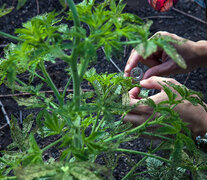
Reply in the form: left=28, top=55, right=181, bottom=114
left=0, top=0, right=207, bottom=179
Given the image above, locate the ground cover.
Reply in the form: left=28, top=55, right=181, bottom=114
left=0, top=0, right=207, bottom=179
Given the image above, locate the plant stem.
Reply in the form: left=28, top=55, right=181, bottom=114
left=62, top=77, right=72, bottom=98
left=42, top=136, right=64, bottom=152
left=104, top=111, right=156, bottom=142
left=142, top=132, right=174, bottom=141
left=131, top=170, right=158, bottom=177
left=66, top=0, right=80, bottom=28
left=66, top=0, right=81, bottom=108
left=122, top=141, right=166, bottom=179
left=39, top=61, right=64, bottom=105
left=115, top=148, right=170, bottom=164
left=28, top=69, right=46, bottom=82
left=5, top=177, right=17, bottom=180
left=95, top=116, right=105, bottom=132
left=0, top=31, right=24, bottom=42
left=91, top=111, right=101, bottom=135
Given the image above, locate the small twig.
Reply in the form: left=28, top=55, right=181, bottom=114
left=172, top=7, right=207, bottom=25
left=123, top=38, right=128, bottom=58
left=183, top=72, right=191, bottom=85
left=19, top=110, right=23, bottom=124
left=0, top=100, right=10, bottom=126
left=35, top=0, right=40, bottom=14
left=0, top=44, right=8, bottom=48
left=142, top=15, right=174, bottom=19
left=101, top=47, right=122, bottom=73
left=0, top=123, right=8, bottom=130
left=0, top=89, right=93, bottom=98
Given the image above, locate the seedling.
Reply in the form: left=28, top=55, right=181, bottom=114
left=0, top=0, right=206, bottom=179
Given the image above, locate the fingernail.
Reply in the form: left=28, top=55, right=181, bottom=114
left=140, top=79, right=147, bottom=85
left=125, top=64, right=130, bottom=72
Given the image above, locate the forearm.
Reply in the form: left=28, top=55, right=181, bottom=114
left=194, top=40, right=207, bottom=67
left=175, top=101, right=207, bottom=137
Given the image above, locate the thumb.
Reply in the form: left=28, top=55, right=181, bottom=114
left=140, top=76, right=178, bottom=90
left=143, top=60, right=175, bottom=79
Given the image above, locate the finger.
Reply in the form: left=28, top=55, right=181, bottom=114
left=146, top=91, right=168, bottom=104
left=140, top=76, right=179, bottom=90
left=123, top=112, right=146, bottom=126
left=143, top=60, right=176, bottom=79
left=130, top=104, right=154, bottom=114
left=124, top=49, right=143, bottom=77
left=140, top=57, right=161, bottom=68
left=128, top=87, right=140, bottom=100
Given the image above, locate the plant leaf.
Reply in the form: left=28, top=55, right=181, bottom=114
left=17, top=0, right=27, bottom=10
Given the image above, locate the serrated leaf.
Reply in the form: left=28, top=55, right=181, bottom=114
left=135, top=40, right=157, bottom=59
left=157, top=41, right=186, bottom=69
left=70, top=166, right=101, bottom=180
left=44, top=112, right=65, bottom=135
left=156, top=125, right=178, bottom=135
left=17, top=0, right=27, bottom=10
left=22, top=134, right=43, bottom=166
left=0, top=5, right=13, bottom=18
left=59, top=0, right=67, bottom=8
left=160, top=82, right=177, bottom=103
left=104, top=43, right=112, bottom=60
left=9, top=115, right=33, bottom=151
left=14, top=96, right=46, bottom=108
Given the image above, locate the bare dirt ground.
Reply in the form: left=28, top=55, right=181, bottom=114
left=0, top=0, right=207, bottom=179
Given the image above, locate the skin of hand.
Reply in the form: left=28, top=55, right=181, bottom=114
left=123, top=76, right=207, bottom=138
left=124, top=31, right=207, bottom=79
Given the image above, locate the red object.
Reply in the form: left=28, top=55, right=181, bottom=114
left=148, top=0, right=178, bottom=12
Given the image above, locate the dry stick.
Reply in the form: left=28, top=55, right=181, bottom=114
left=184, top=72, right=191, bottom=85
left=101, top=47, right=122, bottom=73
left=0, top=123, right=8, bottom=130
left=172, top=7, right=207, bottom=25
left=0, top=44, right=8, bottom=48
left=142, top=15, right=174, bottom=19
left=0, top=100, right=10, bottom=126
left=0, top=89, right=93, bottom=98
left=36, top=0, right=40, bottom=14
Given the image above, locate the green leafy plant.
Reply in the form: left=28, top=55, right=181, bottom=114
left=0, top=4, right=13, bottom=18
left=17, top=0, right=68, bottom=10
left=0, top=0, right=206, bottom=179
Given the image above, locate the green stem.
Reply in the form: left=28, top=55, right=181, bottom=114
left=4, top=177, right=17, bottom=180
left=62, top=77, right=72, bottom=98
left=0, top=31, right=24, bottom=42
left=132, top=170, right=158, bottom=177
left=79, top=58, right=89, bottom=80
left=28, top=69, right=46, bottom=82
left=42, top=136, right=64, bottom=152
left=142, top=132, right=174, bottom=141
left=122, top=141, right=166, bottom=180
left=39, top=61, right=64, bottom=105
left=104, top=111, right=156, bottom=142
left=95, top=116, right=105, bottom=132
left=66, top=0, right=80, bottom=28
left=91, top=111, right=101, bottom=135
left=15, top=78, right=58, bottom=109
left=115, top=148, right=171, bottom=163
left=66, top=0, right=81, bottom=108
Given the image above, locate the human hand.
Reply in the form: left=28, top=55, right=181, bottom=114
left=124, top=31, right=207, bottom=79
left=124, top=76, right=207, bottom=137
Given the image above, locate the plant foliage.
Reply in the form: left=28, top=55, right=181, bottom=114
left=0, top=0, right=206, bottom=179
